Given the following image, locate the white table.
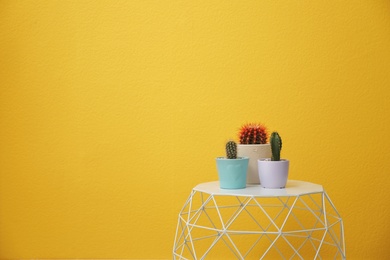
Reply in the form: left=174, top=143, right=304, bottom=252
left=173, top=180, right=345, bottom=259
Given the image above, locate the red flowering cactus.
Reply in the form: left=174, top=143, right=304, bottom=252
left=238, top=123, right=268, bottom=144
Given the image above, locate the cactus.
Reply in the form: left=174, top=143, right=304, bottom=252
left=270, top=132, right=282, bottom=161
left=238, top=123, right=268, bottom=144
left=226, top=140, right=237, bottom=159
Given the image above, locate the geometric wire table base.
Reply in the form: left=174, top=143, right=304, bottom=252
left=173, top=181, right=345, bottom=259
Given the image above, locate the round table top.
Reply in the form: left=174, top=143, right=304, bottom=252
left=193, top=180, right=324, bottom=197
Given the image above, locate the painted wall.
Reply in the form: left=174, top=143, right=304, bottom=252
left=1, top=1, right=389, bottom=259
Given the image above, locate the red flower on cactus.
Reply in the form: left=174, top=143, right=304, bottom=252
left=238, top=123, right=268, bottom=144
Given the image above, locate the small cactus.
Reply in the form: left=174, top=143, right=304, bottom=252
left=238, top=123, right=268, bottom=144
left=270, top=132, right=282, bottom=161
left=226, top=140, right=237, bottom=159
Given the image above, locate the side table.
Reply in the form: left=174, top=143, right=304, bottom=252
left=173, top=180, right=345, bottom=259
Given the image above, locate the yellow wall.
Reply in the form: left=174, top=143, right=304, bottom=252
left=1, top=1, right=389, bottom=259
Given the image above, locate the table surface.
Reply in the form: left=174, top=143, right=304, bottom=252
left=193, top=180, right=324, bottom=197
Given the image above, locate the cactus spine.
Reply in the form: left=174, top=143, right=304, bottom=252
left=270, top=132, right=282, bottom=161
left=238, top=123, right=268, bottom=144
left=226, top=140, right=237, bottom=159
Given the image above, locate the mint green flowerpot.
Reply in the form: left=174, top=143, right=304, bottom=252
left=216, top=157, right=249, bottom=189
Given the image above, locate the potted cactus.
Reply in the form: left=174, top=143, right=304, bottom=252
left=257, top=132, right=289, bottom=189
left=237, top=123, right=271, bottom=184
left=216, top=140, right=249, bottom=189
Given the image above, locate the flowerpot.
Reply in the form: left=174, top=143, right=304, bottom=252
left=216, top=157, right=249, bottom=189
left=237, top=144, right=271, bottom=184
left=257, top=159, right=289, bottom=189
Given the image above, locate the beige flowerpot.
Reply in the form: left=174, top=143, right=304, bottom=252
left=237, top=144, right=271, bottom=184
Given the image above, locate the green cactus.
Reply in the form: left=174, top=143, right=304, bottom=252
left=225, top=140, right=237, bottom=159
left=270, top=132, right=282, bottom=161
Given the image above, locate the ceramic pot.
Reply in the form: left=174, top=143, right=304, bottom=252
left=216, top=157, right=249, bottom=189
left=258, top=159, right=289, bottom=189
left=237, top=144, right=271, bottom=184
